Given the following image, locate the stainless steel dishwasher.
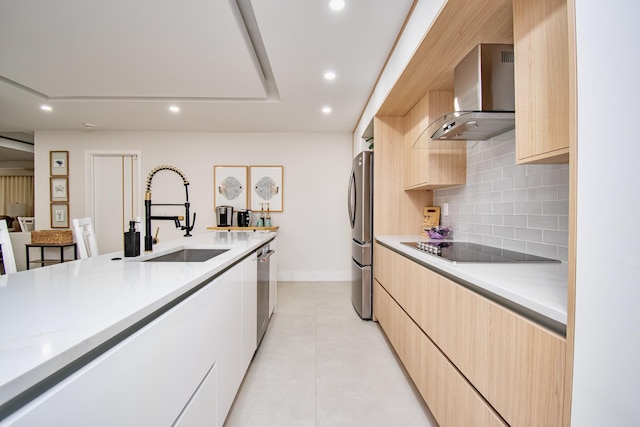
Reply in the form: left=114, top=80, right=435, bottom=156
left=257, top=244, right=274, bottom=347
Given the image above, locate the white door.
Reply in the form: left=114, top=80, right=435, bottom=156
left=87, top=152, right=142, bottom=254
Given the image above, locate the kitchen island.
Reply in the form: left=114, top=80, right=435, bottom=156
left=0, top=230, right=275, bottom=426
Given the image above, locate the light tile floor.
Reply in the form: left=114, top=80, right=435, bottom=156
left=224, top=281, right=438, bottom=427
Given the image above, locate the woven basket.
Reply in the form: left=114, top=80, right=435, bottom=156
left=31, top=230, right=73, bottom=245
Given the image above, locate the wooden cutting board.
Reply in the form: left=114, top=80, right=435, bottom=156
left=421, top=206, right=441, bottom=237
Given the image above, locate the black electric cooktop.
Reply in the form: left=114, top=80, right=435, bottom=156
left=401, top=241, right=560, bottom=264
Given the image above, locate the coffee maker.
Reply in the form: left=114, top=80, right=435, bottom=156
left=216, top=205, right=233, bottom=227
left=237, top=209, right=251, bottom=227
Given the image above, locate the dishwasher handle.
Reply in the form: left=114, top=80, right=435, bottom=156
left=258, top=249, right=275, bottom=262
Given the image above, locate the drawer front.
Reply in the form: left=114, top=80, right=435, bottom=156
left=376, top=244, right=566, bottom=426
left=374, top=280, right=506, bottom=427
left=3, top=279, right=220, bottom=426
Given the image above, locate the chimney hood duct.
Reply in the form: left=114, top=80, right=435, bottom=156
left=415, top=44, right=515, bottom=147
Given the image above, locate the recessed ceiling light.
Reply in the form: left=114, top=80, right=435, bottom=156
left=324, top=71, right=336, bottom=81
left=169, top=105, right=180, bottom=113
left=329, top=0, right=345, bottom=11
left=40, top=104, right=52, bottom=112
left=82, top=122, right=96, bottom=129
left=322, top=106, right=332, bottom=114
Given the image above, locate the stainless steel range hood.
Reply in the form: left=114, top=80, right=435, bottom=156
left=415, top=44, right=515, bottom=147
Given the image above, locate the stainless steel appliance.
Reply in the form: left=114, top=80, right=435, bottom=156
left=237, top=209, right=251, bottom=227
left=418, top=44, right=515, bottom=144
left=257, top=244, right=274, bottom=347
left=402, top=241, right=560, bottom=263
left=348, top=151, right=373, bottom=319
left=216, top=205, right=233, bottom=227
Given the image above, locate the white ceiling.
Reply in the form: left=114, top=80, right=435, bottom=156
left=0, top=0, right=414, bottom=138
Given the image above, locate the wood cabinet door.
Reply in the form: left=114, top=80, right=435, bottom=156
left=376, top=244, right=566, bottom=426
left=375, top=280, right=507, bottom=427
left=514, top=0, right=571, bottom=164
left=403, top=91, right=467, bottom=190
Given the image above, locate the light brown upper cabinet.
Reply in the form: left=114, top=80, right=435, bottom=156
left=403, top=91, right=467, bottom=190
left=513, top=0, right=571, bottom=164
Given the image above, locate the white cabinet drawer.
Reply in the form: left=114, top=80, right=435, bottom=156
left=2, top=278, right=219, bottom=426
left=173, top=363, right=217, bottom=427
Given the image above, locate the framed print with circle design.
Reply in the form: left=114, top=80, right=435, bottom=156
left=214, top=165, right=248, bottom=211
left=249, top=166, right=283, bottom=212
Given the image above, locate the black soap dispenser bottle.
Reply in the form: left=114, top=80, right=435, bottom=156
left=124, top=220, right=140, bottom=257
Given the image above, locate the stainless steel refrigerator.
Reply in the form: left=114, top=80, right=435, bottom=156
left=348, top=151, right=373, bottom=320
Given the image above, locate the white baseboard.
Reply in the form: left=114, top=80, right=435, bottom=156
left=277, top=270, right=350, bottom=282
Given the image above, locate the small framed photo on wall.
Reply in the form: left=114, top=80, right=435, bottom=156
left=50, top=151, right=69, bottom=176
left=50, top=177, right=69, bottom=202
left=50, top=203, right=69, bottom=228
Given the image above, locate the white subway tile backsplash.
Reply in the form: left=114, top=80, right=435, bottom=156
left=503, top=215, right=528, bottom=227
left=557, top=246, right=569, bottom=262
left=492, top=177, right=515, bottom=191
left=543, top=200, right=569, bottom=215
left=527, top=186, right=558, bottom=201
left=476, top=224, right=493, bottom=235
left=558, top=184, right=570, bottom=200
left=482, top=168, right=502, bottom=182
left=482, top=214, right=503, bottom=226
left=502, top=189, right=527, bottom=202
left=516, top=228, right=543, bottom=242
left=543, top=230, right=569, bottom=246
left=558, top=216, right=569, bottom=231
left=527, top=242, right=559, bottom=259
left=515, top=173, right=542, bottom=189
left=543, top=167, right=570, bottom=185
left=482, top=236, right=502, bottom=247
left=492, top=152, right=516, bottom=169
left=489, top=192, right=503, bottom=203
left=435, top=134, right=569, bottom=260
left=475, top=159, right=494, bottom=173
left=503, top=238, right=527, bottom=253
left=528, top=215, right=558, bottom=230
left=493, top=226, right=515, bottom=239
left=475, top=203, right=493, bottom=214
left=502, top=164, right=527, bottom=178
left=493, top=203, right=515, bottom=214
left=515, top=201, right=543, bottom=215
left=475, top=181, right=493, bottom=193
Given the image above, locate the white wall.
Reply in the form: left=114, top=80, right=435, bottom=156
left=352, top=0, right=446, bottom=153
left=571, top=0, right=640, bottom=424
left=33, top=131, right=353, bottom=281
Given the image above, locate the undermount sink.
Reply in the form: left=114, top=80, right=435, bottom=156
left=143, top=248, right=229, bottom=263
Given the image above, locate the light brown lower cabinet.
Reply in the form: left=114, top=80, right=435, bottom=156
left=374, top=243, right=566, bottom=426
left=374, top=280, right=507, bottom=427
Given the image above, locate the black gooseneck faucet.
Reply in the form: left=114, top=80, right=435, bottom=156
left=144, top=165, right=196, bottom=252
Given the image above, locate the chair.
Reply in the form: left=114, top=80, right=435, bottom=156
left=0, top=219, right=17, bottom=274
left=17, top=216, right=35, bottom=232
left=72, top=217, right=99, bottom=259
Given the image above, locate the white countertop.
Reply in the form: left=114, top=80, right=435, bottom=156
left=376, top=235, right=568, bottom=328
left=0, top=231, right=275, bottom=410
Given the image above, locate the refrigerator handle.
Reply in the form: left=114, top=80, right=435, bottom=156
left=348, top=168, right=356, bottom=228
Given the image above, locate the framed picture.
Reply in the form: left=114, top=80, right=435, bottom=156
left=214, top=165, right=248, bottom=211
left=50, top=177, right=69, bottom=202
left=50, top=151, right=69, bottom=176
left=249, top=166, right=283, bottom=212
left=50, top=203, right=69, bottom=228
